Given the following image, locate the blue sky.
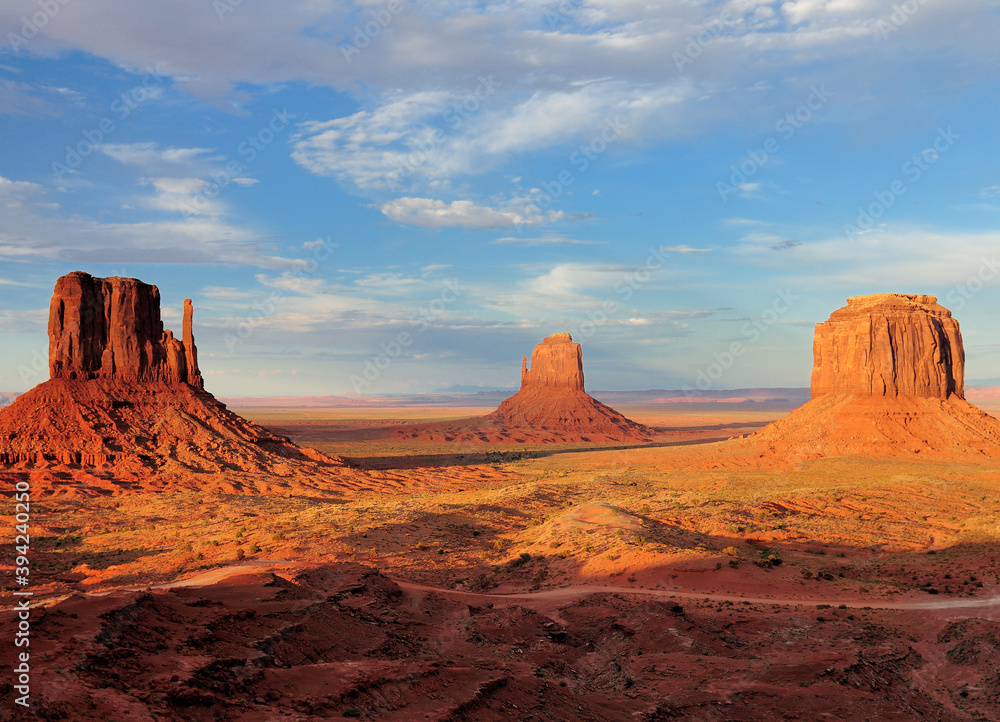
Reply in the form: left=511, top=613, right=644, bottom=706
left=1, top=0, right=999, bottom=396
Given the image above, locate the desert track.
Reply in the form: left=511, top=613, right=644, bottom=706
left=23, top=560, right=997, bottom=615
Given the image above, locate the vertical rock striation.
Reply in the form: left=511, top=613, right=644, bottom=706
left=1, top=270, right=344, bottom=479
left=810, top=293, right=964, bottom=400
left=48, top=271, right=202, bottom=387
left=743, top=292, right=1000, bottom=461
left=183, top=298, right=203, bottom=388
left=488, top=333, right=652, bottom=441
left=519, top=332, right=585, bottom=391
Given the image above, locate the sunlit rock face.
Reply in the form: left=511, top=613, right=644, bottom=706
left=48, top=271, right=202, bottom=387
left=489, top=333, right=652, bottom=441
left=518, top=332, right=585, bottom=392
left=810, top=294, right=964, bottom=400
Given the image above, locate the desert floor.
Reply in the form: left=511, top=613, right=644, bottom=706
left=4, top=402, right=1000, bottom=720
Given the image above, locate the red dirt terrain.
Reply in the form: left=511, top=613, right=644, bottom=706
left=6, top=287, right=1000, bottom=720
left=2, top=557, right=999, bottom=720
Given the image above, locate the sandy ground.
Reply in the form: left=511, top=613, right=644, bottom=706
left=4, top=401, right=1000, bottom=719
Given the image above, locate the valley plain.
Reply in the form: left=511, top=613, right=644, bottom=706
left=5, top=399, right=1000, bottom=720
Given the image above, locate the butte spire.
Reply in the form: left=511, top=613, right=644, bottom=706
left=0, top=271, right=347, bottom=494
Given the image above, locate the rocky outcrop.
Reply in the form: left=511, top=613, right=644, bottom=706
left=392, top=333, right=653, bottom=444
left=811, top=294, right=964, bottom=400
left=488, top=333, right=653, bottom=442
left=183, top=299, right=203, bottom=388
left=519, top=333, right=585, bottom=391
left=0, top=271, right=348, bottom=487
left=741, top=293, right=1000, bottom=462
left=48, top=271, right=202, bottom=387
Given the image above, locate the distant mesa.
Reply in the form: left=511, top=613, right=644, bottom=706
left=397, top=333, right=654, bottom=444
left=0, top=271, right=346, bottom=494
left=746, top=293, right=1000, bottom=460
left=488, top=333, right=652, bottom=440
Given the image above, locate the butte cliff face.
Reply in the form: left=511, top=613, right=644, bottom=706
left=48, top=271, right=203, bottom=387
left=519, top=332, right=585, bottom=392
left=0, top=271, right=347, bottom=493
left=743, top=293, right=1000, bottom=461
left=487, top=333, right=653, bottom=442
left=393, top=333, right=653, bottom=444
left=810, top=294, right=964, bottom=400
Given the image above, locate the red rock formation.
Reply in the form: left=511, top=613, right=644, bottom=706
left=488, top=334, right=652, bottom=442
left=743, top=293, right=1000, bottom=461
left=48, top=271, right=202, bottom=387
left=0, top=271, right=347, bottom=488
left=519, top=332, right=584, bottom=391
left=811, top=294, right=964, bottom=399
left=183, top=298, right=203, bottom=388
left=391, top=333, right=653, bottom=444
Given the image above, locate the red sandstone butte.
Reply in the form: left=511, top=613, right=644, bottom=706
left=745, top=293, right=1000, bottom=461
left=391, top=333, right=653, bottom=445
left=487, top=333, right=653, bottom=442
left=48, top=271, right=203, bottom=387
left=519, top=332, right=585, bottom=391
left=0, top=271, right=346, bottom=490
left=811, top=293, right=964, bottom=399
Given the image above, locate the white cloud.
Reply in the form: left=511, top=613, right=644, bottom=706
left=0, top=173, right=304, bottom=268
left=0, top=79, right=55, bottom=116
left=291, top=80, right=689, bottom=191
left=524, top=262, right=657, bottom=299
left=657, top=245, right=713, bottom=254
left=3, top=0, right=995, bottom=211
left=781, top=0, right=879, bottom=25
left=0, top=176, right=44, bottom=198
left=737, top=225, right=1000, bottom=289
left=379, top=197, right=563, bottom=229
left=737, top=182, right=765, bottom=199
left=100, top=142, right=215, bottom=170
left=97, top=143, right=261, bottom=219
left=492, top=233, right=604, bottom=246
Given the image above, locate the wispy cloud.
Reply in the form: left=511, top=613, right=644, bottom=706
left=657, top=245, right=713, bottom=254
left=380, top=196, right=563, bottom=230
left=491, top=233, right=604, bottom=246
